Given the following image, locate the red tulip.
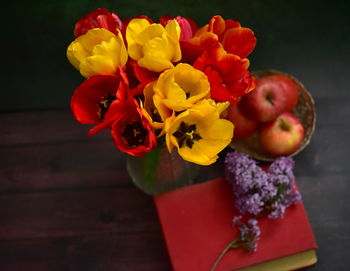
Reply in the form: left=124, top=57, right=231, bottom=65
left=74, top=8, right=122, bottom=37
left=108, top=82, right=157, bottom=156
left=84, top=79, right=157, bottom=156
left=125, top=59, right=158, bottom=92
left=183, top=15, right=256, bottom=65
left=198, top=15, right=256, bottom=59
left=70, top=72, right=126, bottom=125
left=181, top=15, right=256, bottom=65
left=180, top=40, right=205, bottom=65
left=194, top=37, right=255, bottom=105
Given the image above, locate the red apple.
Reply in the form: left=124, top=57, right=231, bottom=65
left=240, top=77, right=288, bottom=122
left=267, top=74, right=299, bottom=111
left=225, top=104, right=258, bottom=140
left=259, top=112, right=305, bottom=156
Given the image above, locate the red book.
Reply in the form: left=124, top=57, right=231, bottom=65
left=154, top=178, right=317, bottom=271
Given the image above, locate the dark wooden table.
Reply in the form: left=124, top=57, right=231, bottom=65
left=1, top=0, right=349, bottom=269
left=0, top=110, right=172, bottom=270
left=0, top=96, right=349, bottom=270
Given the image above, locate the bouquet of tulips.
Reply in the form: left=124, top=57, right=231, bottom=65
left=67, top=8, right=256, bottom=166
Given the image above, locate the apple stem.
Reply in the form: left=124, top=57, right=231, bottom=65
left=265, top=92, right=275, bottom=105
left=279, top=119, right=291, bottom=131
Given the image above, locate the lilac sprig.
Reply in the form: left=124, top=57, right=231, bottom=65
left=232, top=216, right=261, bottom=252
left=210, top=216, right=261, bottom=271
left=211, top=152, right=302, bottom=270
left=224, top=151, right=301, bottom=219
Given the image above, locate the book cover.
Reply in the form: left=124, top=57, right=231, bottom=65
left=154, top=178, right=317, bottom=271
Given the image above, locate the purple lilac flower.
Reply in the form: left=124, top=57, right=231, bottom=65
left=260, top=179, right=278, bottom=201
left=232, top=215, right=242, bottom=225
left=225, top=151, right=257, bottom=186
left=246, top=219, right=261, bottom=251
left=232, top=216, right=261, bottom=252
left=225, top=151, right=273, bottom=215
left=235, top=193, right=264, bottom=215
left=267, top=189, right=302, bottom=219
left=268, top=201, right=287, bottom=218
left=210, top=216, right=261, bottom=271
left=269, top=156, right=295, bottom=182
left=224, top=151, right=302, bottom=219
left=212, top=152, right=303, bottom=271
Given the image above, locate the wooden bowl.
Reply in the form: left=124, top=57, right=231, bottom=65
left=229, top=70, right=316, bottom=161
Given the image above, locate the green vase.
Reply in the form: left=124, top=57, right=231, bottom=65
left=126, top=145, right=200, bottom=195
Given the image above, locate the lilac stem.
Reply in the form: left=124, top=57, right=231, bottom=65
left=210, top=239, right=238, bottom=271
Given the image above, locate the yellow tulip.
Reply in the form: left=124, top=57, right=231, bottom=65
left=153, top=63, right=210, bottom=112
left=164, top=99, right=234, bottom=165
left=67, top=28, right=128, bottom=78
left=126, top=19, right=181, bottom=72
left=141, top=81, right=171, bottom=130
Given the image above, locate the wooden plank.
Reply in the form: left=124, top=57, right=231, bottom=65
left=2, top=122, right=350, bottom=193
left=0, top=139, right=133, bottom=192
left=2, top=96, right=345, bottom=146
left=0, top=109, right=109, bottom=146
left=0, top=109, right=130, bottom=192
left=0, top=188, right=160, bottom=241
left=0, top=232, right=172, bottom=271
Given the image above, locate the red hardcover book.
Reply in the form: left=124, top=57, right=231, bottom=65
left=154, top=178, right=317, bottom=271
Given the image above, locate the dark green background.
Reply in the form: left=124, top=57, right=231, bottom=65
left=2, top=0, right=349, bottom=111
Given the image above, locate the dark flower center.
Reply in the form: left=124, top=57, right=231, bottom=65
left=121, top=121, right=148, bottom=147
left=98, top=94, right=116, bottom=120
left=173, top=121, right=202, bottom=149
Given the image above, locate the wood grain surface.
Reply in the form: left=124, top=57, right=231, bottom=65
left=1, top=0, right=349, bottom=269
left=0, top=110, right=173, bottom=270
left=1, top=96, right=350, bottom=270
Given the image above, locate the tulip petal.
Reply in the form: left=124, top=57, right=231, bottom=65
left=70, top=74, right=121, bottom=125
left=74, top=8, right=122, bottom=37
left=136, top=24, right=164, bottom=43
left=126, top=19, right=181, bottom=72
left=153, top=94, right=172, bottom=123
left=153, top=63, right=210, bottom=111
left=138, top=53, right=174, bottom=72
left=109, top=84, right=158, bottom=157
left=178, top=142, right=218, bottom=166
left=198, top=118, right=233, bottom=144
left=67, top=41, right=87, bottom=70
left=164, top=99, right=234, bottom=165
left=126, top=18, right=151, bottom=60
left=208, top=15, right=226, bottom=36
left=67, top=28, right=127, bottom=78
left=80, top=55, right=116, bottom=78
left=222, top=27, right=256, bottom=59
left=165, top=19, right=182, bottom=61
